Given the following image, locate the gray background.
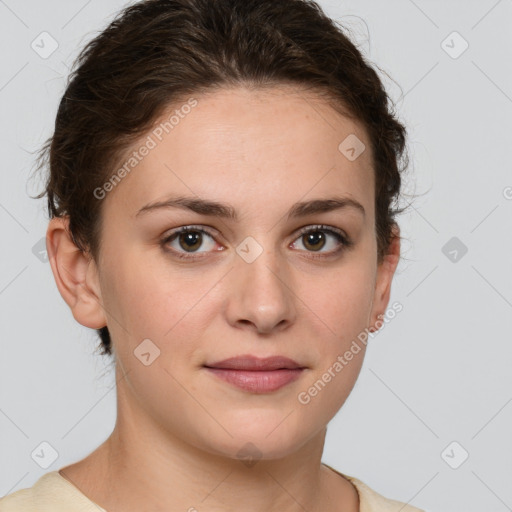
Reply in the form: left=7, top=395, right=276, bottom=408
left=1, top=1, right=511, bottom=511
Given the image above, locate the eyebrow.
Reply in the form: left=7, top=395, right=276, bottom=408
left=135, top=195, right=366, bottom=220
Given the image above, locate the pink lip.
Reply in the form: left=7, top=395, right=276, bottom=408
left=205, top=355, right=303, bottom=371
left=204, top=355, right=306, bottom=393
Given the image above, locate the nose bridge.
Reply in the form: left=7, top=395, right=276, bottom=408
left=228, top=233, right=296, bottom=332
left=236, top=233, right=287, bottom=294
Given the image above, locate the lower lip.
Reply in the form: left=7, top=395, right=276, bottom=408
left=204, top=368, right=304, bottom=392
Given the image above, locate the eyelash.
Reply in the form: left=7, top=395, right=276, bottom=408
left=160, top=224, right=353, bottom=261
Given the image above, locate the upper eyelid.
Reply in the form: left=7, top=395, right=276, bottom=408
left=165, top=224, right=346, bottom=237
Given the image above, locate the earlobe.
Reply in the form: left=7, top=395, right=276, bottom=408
left=368, top=225, right=401, bottom=332
left=46, top=217, right=107, bottom=329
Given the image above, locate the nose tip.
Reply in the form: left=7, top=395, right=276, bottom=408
left=227, top=256, right=296, bottom=335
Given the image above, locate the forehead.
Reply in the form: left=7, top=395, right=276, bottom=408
left=103, top=85, right=374, bottom=222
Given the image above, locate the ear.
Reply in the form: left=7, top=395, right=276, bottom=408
left=46, top=217, right=107, bottom=329
left=368, top=224, right=401, bottom=333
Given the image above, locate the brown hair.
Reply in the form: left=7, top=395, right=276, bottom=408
left=33, top=0, right=410, bottom=357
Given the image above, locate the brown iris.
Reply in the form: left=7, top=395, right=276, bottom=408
left=302, top=231, right=326, bottom=252
left=179, top=231, right=203, bottom=252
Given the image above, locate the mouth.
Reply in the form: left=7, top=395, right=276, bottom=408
left=203, top=355, right=307, bottom=393
left=204, top=355, right=304, bottom=371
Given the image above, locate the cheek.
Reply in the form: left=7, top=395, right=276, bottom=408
left=304, top=260, right=375, bottom=341
left=295, top=261, right=374, bottom=406
left=101, top=250, right=222, bottom=359
left=296, top=274, right=371, bottom=420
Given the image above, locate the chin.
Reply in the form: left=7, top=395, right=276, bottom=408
left=195, top=418, right=312, bottom=462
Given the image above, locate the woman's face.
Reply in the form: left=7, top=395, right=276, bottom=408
left=90, top=86, right=398, bottom=459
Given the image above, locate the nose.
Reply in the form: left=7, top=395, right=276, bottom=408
left=225, top=244, right=297, bottom=335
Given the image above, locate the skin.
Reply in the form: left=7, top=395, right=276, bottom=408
left=46, top=85, right=400, bottom=512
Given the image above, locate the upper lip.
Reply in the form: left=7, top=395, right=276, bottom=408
left=204, top=355, right=304, bottom=371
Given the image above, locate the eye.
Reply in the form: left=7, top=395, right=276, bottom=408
left=160, top=225, right=220, bottom=259
left=160, top=224, right=353, bottom=261
left=290, top=224, right=352, bottom=258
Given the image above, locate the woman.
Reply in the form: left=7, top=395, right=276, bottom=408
left=0, top=0, right=424, bottom=510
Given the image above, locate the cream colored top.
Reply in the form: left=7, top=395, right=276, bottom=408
left=0, top=465, right=425, bottom=512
